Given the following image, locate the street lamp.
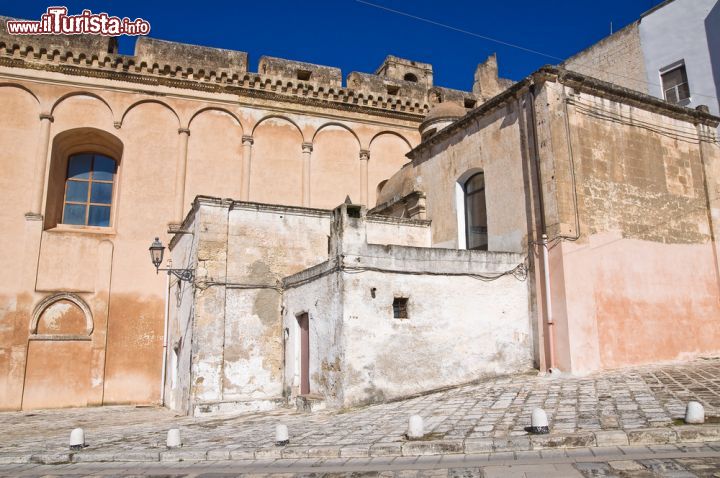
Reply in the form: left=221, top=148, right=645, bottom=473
left=148, top=237, right=194, bottom=283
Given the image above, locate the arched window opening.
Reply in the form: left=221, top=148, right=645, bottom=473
left=464, top=172, right=487, bottom=250
left=45, top=128, right=123, bottom=230
left=403, top=73, right=418, bottom=83
left=62, top=153, right=117, bottom=227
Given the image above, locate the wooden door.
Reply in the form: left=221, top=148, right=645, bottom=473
left=297, top=314, right=310, bottom=395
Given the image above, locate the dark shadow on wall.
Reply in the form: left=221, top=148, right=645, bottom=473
left=705, top=1, right=720, bottom=113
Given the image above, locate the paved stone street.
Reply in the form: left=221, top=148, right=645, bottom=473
left=1, top=444, right=720, bottom=477
left=1, top=358, right=719, bottom=465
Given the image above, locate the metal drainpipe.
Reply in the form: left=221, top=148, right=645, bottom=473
left=528, top=83, right=556, bottom=371
left=160, top=271, right=170, bottom=405
left=541, top=234, right=556, bottom=370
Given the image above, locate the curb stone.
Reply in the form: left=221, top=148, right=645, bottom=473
left=594, top=430, right=630, bottom=446
left=9, top=425, right=720, bottom=464
left=529, top=431, right=595, bottom=450
left=339, top=444, right=371, bottom=457
left=401, top=440, right=464, bottom=456
left=30, top=453, right=70, bottom=465
left=116, top=451, right=161, bottom=462
left=308, top=445, right=341, bottom=458
left=0, top=454, right=32, bottom=465
left=160, top=449, right=208, bottom=462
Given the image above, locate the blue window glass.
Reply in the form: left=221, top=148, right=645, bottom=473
left=65, top=181, right=88, bottom=202
left=88, top=206, right=111, bottom=227
left=93, top=155, right=116, bottom=181
left=67, top=154, right=92, bottom=179
left=90, top=182, right=113, bottom=204
left=62, top=153, right=117, bottom=227
left=63, top=204, right=86, bottom=225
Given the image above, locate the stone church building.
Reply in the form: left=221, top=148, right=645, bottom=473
left=1, top=5, right=719, bottom=414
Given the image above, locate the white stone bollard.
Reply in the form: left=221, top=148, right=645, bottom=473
left=529, top=408, right=550, bottom=434
left=275, top=424, right=289, bottom=446
left=69, top=428, right=85, bottom=450
left=166, top=428, right=182, bottom=448
left=685, top=401, right=705, bottom=424
left=407, top=414, right=424, bottom=439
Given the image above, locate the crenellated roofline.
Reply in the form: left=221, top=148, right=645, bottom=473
left=0, top=17, right=482, bottom=119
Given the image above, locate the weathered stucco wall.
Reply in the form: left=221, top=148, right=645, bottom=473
left=282, top=263, right=345, bottom=404
left=163, top=215, right=197, bottom=415
left=563, top=22, right=649, bottom=94
left=389, top=68, right=720, bottom=375
left=0, top=31, right=427, bottom=410
left=282, top=205, right=533, bottom=408
left=539, top=79, right=720, bottom=372
left=365, top=216, right=431, bottom=247
left=168, top=199, right=333, bottom=415
left=339, top=265, right=531, bottom=406
left=398, top=101, right=531, bottom=253
left=168, top=198, right=449, bottom=414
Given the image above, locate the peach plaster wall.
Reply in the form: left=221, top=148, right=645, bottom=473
left=551, top=232, right=720, bottom=373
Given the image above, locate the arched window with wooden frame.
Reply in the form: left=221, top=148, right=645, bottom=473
left=44, top=128, right=123, bottom=231
left=464, top=171, right=488, bottom=250
left=62, top=152, right=117, bottom=227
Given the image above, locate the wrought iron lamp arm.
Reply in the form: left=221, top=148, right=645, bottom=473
left=155, top=267, right=194, bottom=282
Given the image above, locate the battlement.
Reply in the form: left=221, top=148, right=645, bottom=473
left=0, top=19, right=515, bottom=118
left=375, top=55, right=433, bottom=88
left=0, top=16, right=117, bottom=56
left=258, top=56, right=341, bottom=87
left=135, top=37, right=247, bottom=79
left=346, top=71, right=428, bottom=104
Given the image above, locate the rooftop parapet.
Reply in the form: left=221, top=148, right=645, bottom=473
left=135, top=37, right=247, bottom=78
left=375, top=55, right=433, bottom=88
left=258, top=56, right=341, bottom=87
left=0, top=23, right=493, bottom=118
left=473, top=54, right=514, bottom=101
left=346, top=71, right=427, bottom=105
left=428, top=86, right=479, bottom=109
left=0, top=16, right=117, bottom=56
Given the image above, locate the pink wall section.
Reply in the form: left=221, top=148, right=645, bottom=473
left=551, top=232, right=720, bottom=373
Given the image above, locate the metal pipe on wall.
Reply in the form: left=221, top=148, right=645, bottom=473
left=541, top=234, right=556, bottom=370
left=160, top=272, right=170, bottom=405
left=528, top=84, right=557, bottom=372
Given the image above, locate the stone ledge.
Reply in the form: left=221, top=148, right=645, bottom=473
left=9, top=426, right=720, bottom=465
left=0, top=453, right=33, bottom=464
left=29, top=452, right=71, bottom=465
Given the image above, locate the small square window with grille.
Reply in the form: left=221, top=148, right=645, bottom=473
left=393, top=297, right=408, bottom=319
left=661, top=64, right=690, bottom=104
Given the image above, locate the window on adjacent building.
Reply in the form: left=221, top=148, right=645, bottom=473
left=393, top=297, right=408, bottom=319
left=62, top=153, right=116, bottom=227
left=464, top=172, right=488, bottom=250
left=403, top=73, right=418, bottom=82
left=661, top=64, right=690, bottom=104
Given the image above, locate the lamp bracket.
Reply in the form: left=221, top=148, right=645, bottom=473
left=156, top=267, right=194, bottom=283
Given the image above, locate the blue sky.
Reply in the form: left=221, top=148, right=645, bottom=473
left=3, top=1, right=664, bottom=91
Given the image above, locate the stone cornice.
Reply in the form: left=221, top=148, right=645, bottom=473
left=408, top=66, right=720, bottom=160
left=0, top=54, right=429, bottom=122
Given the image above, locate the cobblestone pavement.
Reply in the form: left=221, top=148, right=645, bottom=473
left=1, top=444, right=719, bottom=477
left=1, top=358, right=719, bottom=463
